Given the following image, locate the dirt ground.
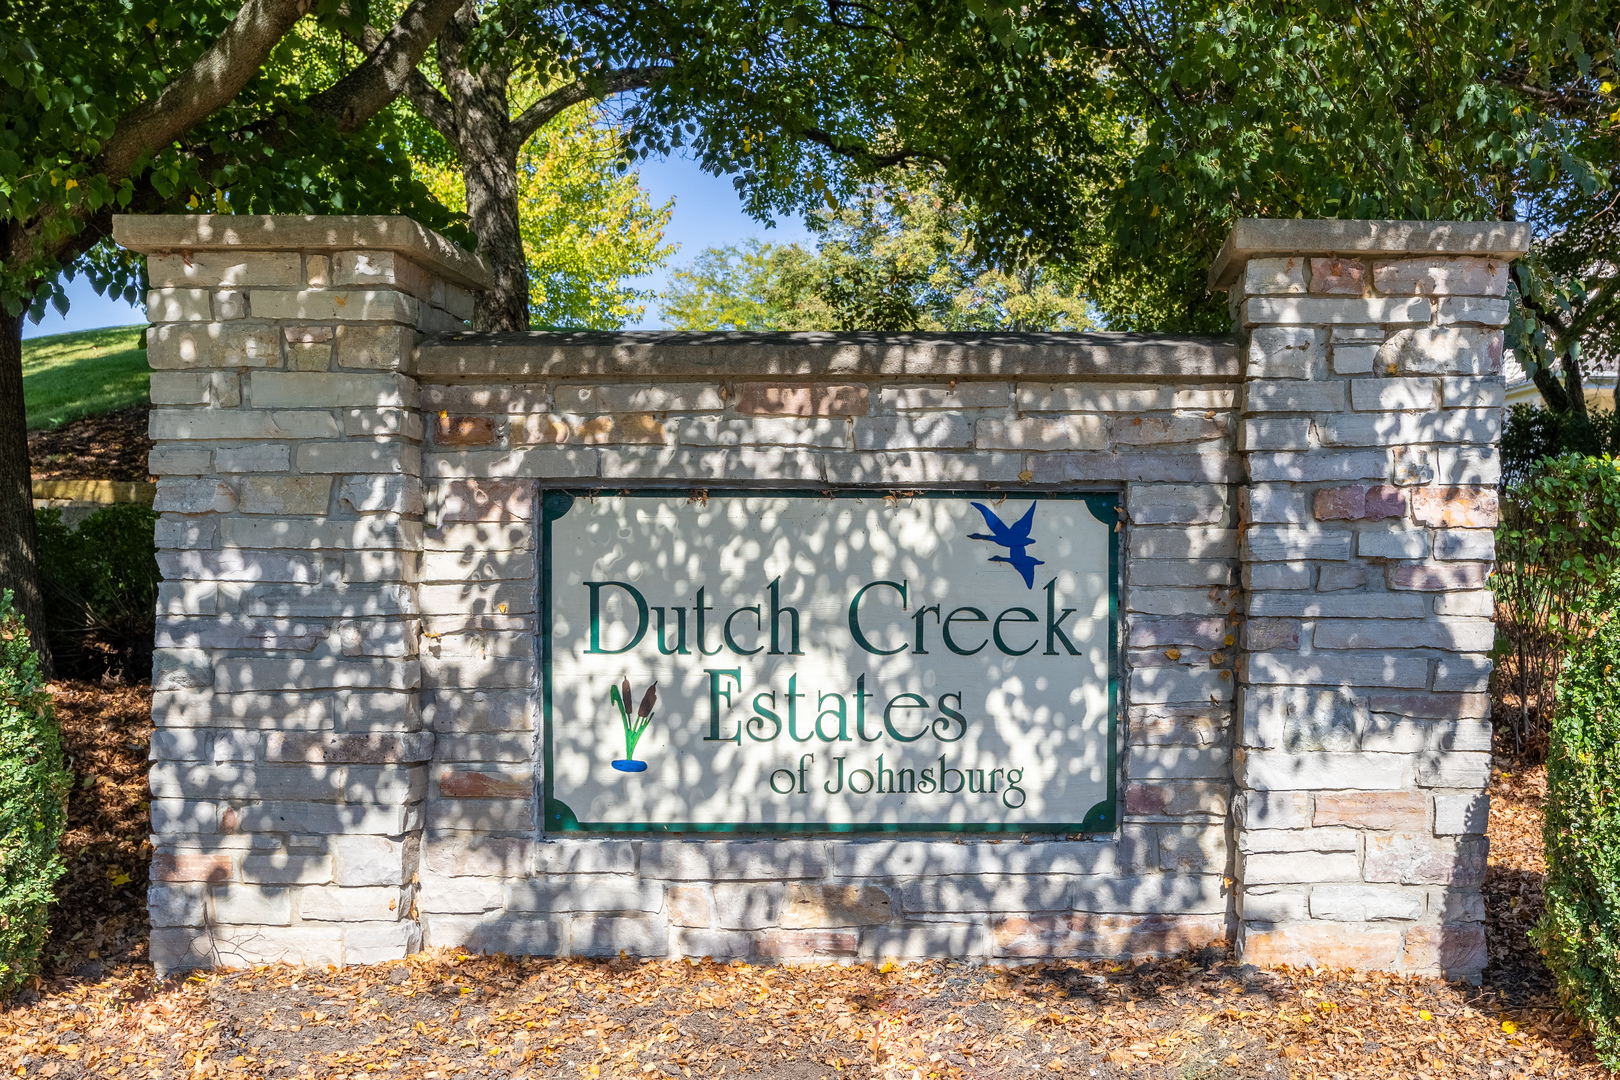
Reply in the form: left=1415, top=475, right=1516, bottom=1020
left=0, top=684, right=1600, bottom=1079
left=28, top=404, right=154, bottom=482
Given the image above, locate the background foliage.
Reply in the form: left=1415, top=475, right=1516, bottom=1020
left=0, top=589, right=69, bottom=997
left=33, top=505, right=159, bottom=683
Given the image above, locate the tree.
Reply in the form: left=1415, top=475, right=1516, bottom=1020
left=661, top=182, right=1091, bottom=331
left=416, top=98, right=674, bottom=329
left=349, top=0, right=929, bottom=331
left=0, top=0, right=470, bottom=659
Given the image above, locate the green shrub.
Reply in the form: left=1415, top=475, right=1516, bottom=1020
left=1535, top=615, right=1620, bottom=1068
left=0, top=590, right=70, bottom=996
left=34, top=502, right=159, bottom=680
left=1502, top=404, right=1620, bottom=488
left=1491, top=453, right=1620, bottom=757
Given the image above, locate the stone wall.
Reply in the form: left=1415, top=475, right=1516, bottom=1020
left=115, top=214, right=1529, bottom=979
left=411, top=333, right=1241, bottom=962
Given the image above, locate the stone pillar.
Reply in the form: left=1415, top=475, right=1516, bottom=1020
left=112, top=215, right=492, bottom=972
left=1211, top=219, right=1530, bottom=979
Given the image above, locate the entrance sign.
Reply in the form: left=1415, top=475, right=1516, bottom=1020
left=541, top=490, right=1119, bottom=833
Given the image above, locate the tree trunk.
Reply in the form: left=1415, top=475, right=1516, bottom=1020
left=0, top=309, right=53, bottom=673
left=462, top=148, right=529, bottom=331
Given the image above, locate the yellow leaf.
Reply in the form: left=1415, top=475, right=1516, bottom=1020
left=147, top=17, right=157, bottom=30
left=1603, top=82, right=1615, bottom=93
left=1419, top=1010, right=1432, bottom=1021
left=110, top=873, right=130, bottom=886
left=1502, top=1020, right=1518, bottom=1034
left=64, top=178, right=77, bottom=190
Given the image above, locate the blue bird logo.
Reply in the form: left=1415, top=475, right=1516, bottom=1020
left=968, top=501, right=1045, bottom=588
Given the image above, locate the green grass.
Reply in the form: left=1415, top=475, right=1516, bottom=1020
left=22, top=325, right=149, bottom=430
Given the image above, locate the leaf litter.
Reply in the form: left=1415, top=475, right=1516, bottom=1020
left=0, top=687, right=1604, bottom=1079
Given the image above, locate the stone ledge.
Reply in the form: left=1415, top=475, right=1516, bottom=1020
left=111, top=215, right=494, bottom=291
left=1208, top=218, right=1533, bottom=291
left=415, top=331, right=1240, bottom=381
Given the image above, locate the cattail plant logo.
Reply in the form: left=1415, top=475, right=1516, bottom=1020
left=609, top=677, right=657, bottom=773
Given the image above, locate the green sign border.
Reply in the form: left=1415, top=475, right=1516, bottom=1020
left=540, top=487, right=1121, bottom=835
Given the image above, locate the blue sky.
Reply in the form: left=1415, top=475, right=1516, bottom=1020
left=23, top=154, right=809, bottom=339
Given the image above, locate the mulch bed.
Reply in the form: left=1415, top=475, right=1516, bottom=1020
left=0, top=684, right=1602, bottom=1078
left=28, top=404, right=154, bottom=482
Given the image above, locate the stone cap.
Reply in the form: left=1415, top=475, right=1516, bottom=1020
left=1208, top=218, right=1533, bottom=291
left=415, top=330, right=1240, bottom=380
left=112, top=214, right=494, bottom=291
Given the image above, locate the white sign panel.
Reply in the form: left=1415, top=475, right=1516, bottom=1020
left=541, top=490, right=1118, bottom=833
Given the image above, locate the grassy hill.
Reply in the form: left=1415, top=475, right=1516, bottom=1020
left=22, top=325, right=149, bottom=430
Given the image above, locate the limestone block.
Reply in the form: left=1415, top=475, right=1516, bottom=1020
left=1245, top=326, right=1325, bottom=379
left=1437, top=297, right=1511, bottom=326
left=1122, top=780, right=1230, bottom=818
left=734, top=383, right=867, bottom=416
left=1240, top=850, right=1359, bottom=885
left=251, top=371, right=415, bottom=409
left=1239, top=888, right=1309, bottom=924
left=852, top=414, right=972, bottom=450
left=149, top=799, right=222, bottom=835
left=1112, top=416, right=1227, bottom=446
left=1377, top=327, right=1504, bottom=376
left=1313, top=791, right=1427, bottom=830
left=1310, top=885, right=1424, bottom=921
left=151, top=409, right=339, bottom=441
left=148, top=252, right=303, bottom=288
left=424, top=835, right=534, bottom=877
left=1247, top=653, right=1429, bottom=689
left=343, top=920, right=421, bottom=965
left=1240, top=418, right=1312, bottom=451
left=1241, top=687, right=1364, bottom=752
left=425, top=914, right=559, bottom=953
left=151, top=852, right=234, bottom=883
left=301, top=887, right=408, bottom=919
left=553, top=383, right=724, bottom=413
left=1244, top=920, right=1404, bottom=969
left=1243, top=257, right=1307, bottom=294
left=149, top=446, right=214, bottom=475
left=1027, top=451, right=1240, bottom=485
left=1317, top=565, right=1367, bottom=591
left=250, top=289, right=418, bottom=323
left=990, top=913, right=1225, bottom=960
left=1127, top=484, right=1228, bottom=525
left=665, top=885, right=712, bottom=927
left=334, top=835, right=416, bottom=886
left=1363, top=834, right=1487, bottom=886
left=1416, top=751, right=1491, bottom=788
left=505, top=877, right=665, bottom=914
left=340, top=475, right=423, bottom=514
left=1332, top=344, right=1378, bottom=375
left=153, top=648, right=214, bottom=692
left=881, top=384, right=1011, bottom=410
left=1433, top=657, right=1493, bottom=693
left=832, top=838, right=1117, bottom=878
left=1247, top=451, right=1390, bottom=483
left=1350, top=378, right=1439, bottom=411
left=640, top=840, right=828, bottom=881
left=1156, top=825, right=1227, bottom=872
left=1388, top=562, right=1488, bottom=591
left=1127, top=666, right=1231, bottom=704
left=1243, top=296, right=1430, bottom=327
left=333, top=251, right=433, bottom=298
left=1242, top=618, right=1300, bottom=651
left=1403, top=923, right=1487, bottom=974
left=1243, top=382, right=1346, bottom=413
left=149, top=322, right=282, bottom=369
left=1126, top=746, right=1230, bottom=780
left=1247, top=592, right=1430, bottom=618
left=1316, top=409, right=1499, bottom=448
left=149, top=884, right=208, bottom=927
left=1130, top=527, right=1237, bottom=561
left=1441, top=376, right=1506, bottom=409
left=296, top=441, right=420, bottom=475
left=1242, top=562, right=1311, bottom=590
left=567, top=916, right=669, bottom=957
left=534, top=839, right=635, bottom=875
left=1238, top=828, right=1356, bottom=854
left=1016, top=384, right=1176, bottom=412
left=239, top=854, right=334, bottom=885
left=1372, top=258, right=1508, bottom=297
left=236, top=801, right=417, bottom=835
left=211, top=884, right=293, bottom=925
left=1434, top=530, right=1496, bottom=561
left=154, top=479, right=237, bottom=515
left=213, top=443, right=291, bottom=473
left=1411, top=486, right=1498, bottom=528
left=1310, top=257, right=1365, bottom=293
left=859, top=923, right=984, bottom=959
left=335, top=324, right=414, bottom=370
left=1235, top=749, right=1406, bottom=791
left=975, top=416, right=1107, bottom=451
left=147, top=288, right=214, bottom=322
left=822, top=450, right=1024, bottom=485
left=1243, top=526, right=1351, bottom=562
left=152, top=925, right=345, bottom=972
left=1434, top=793, right=1489, bottom=835
left=424, top=795, right=534, bottom=833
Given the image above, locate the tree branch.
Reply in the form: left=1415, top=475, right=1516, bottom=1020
left=341, top=18, right=460, bottom=142
left=99, top=0, right=313, bottom=180
left=306, top=0, right=465, bottom=132
left=794, top=125, right=941, bottom=169
left=506, top=67, right=669, bottom=154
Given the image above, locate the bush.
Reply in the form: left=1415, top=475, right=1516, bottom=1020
left=1535, top=616, right=1620, bottom=1068
left=1502, top=404, right=1620, bottom=488
left=34, top=502, right=159, bottom=681
left=1491, top=453, right=1620, bottom=758
left=0, top=591, right=70, bottom=996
